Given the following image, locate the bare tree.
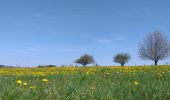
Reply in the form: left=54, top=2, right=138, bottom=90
left=113, top=53, right=130, bottom=66
left=74, top=54, right=95, bottom=66
left=139, top=31, right=170, bottom=65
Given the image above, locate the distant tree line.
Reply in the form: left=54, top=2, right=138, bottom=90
left=38, top=65, right=56, bottom=68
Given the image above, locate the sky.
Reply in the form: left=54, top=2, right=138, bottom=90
left=0, top=0, right=170, bottom=67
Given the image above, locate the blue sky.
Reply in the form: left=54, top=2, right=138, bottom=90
left=0, top=0, right=170, bottom=66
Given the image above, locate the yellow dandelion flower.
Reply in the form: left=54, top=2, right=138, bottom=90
left=133, top=81, right=138, bottom=85
left=23, top=82, right=27, bottom=86
left=17, top=80, right=22, bottom=84
left=42, top=79, right=48, bottom=82
left=30, top=86, right=36, bottom=90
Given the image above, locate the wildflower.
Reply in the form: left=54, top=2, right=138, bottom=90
left=133, top=81, right=138, bottom=85
left=17, top=80, right=22, bottom=84
left=91, top=87, right=96, bottom=90
left=160, top=74, right=163, bottom=77
left=42, top=79, right=48, bottom=83
left=86, top=71, right=90, bottom=75
left=30, top=86, right=36, bottom=90
left=23, top=82, right=27, bottom=86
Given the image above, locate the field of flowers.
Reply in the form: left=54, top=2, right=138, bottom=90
left=0, top=66, right=170, bottom=100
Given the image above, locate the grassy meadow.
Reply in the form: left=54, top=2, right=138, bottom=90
left=0, top=66, right=170, bottom=100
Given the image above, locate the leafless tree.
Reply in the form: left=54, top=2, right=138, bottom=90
left=139, top=31, right=170, bottom=65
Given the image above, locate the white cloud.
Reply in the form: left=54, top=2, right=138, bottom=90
left=95, top=39, right=113, bottom=44
left=95, top=35, right=126, bottom=44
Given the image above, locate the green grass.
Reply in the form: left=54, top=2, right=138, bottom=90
left=0, top=67, right=170, bottom=100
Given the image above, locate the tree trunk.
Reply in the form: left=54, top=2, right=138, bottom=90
left=121, top=63, right=124, bottom=66
left=154, top=61, right=158, bottom=65
left=82, top=63, right=86, bottom=67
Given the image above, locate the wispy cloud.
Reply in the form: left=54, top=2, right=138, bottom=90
left=95, top=35, right=127, bottom=44
left=95, top=39, right=113, bottom=44
left=27, top=47, right=81, bottom=52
